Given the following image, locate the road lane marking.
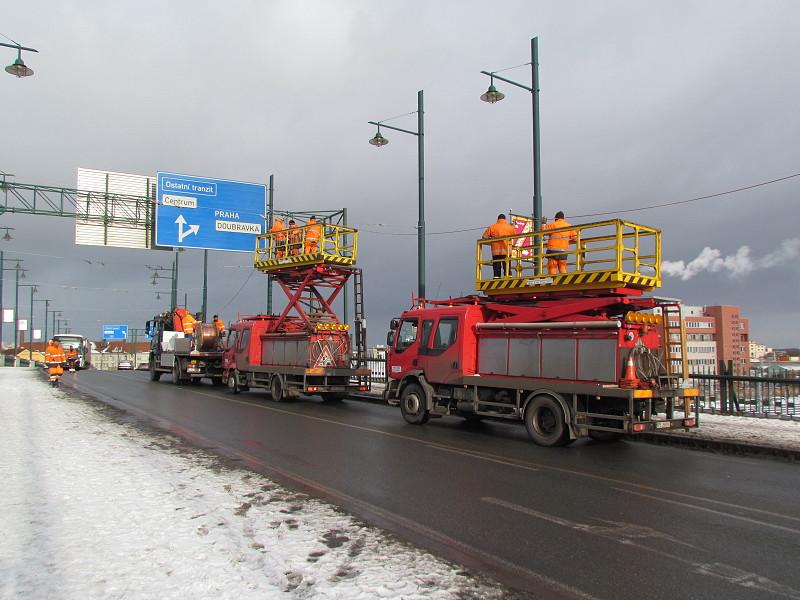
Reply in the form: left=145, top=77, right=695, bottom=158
left=611, top=488, right=800, bottom=536
left=424, top=444, right=539, bottom=471
left=483, top=496, right=800, bottom=600
left=80, top=372, right=800, bottom=529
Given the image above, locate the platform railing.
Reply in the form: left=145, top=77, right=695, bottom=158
left=254, top=224, right=358, bottom=271
left=475, top=218, right=661, bottom=294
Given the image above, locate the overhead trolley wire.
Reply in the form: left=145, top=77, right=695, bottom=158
left=355, top=171, right=800, bottom=236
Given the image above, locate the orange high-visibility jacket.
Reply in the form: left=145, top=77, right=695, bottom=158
left=45, top=341, right=66, bottom=364
left=482, top=218, right=517, bottom=255
left=270, top=218, right=286, bottom=241
left=542, top=218, right=576, bottom=250
left=182, top=313, right=198, bottom=335
left=214, top=318, right=225, bottom=333
left=305, top=219, right=321, bottom=242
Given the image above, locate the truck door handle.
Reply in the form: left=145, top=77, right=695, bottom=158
left=412, top=359, right=418, bottom=366
left=452, top=361, right=458, bottom=369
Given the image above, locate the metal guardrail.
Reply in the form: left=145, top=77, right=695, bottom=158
left=687, top=367, right=799, bottom=418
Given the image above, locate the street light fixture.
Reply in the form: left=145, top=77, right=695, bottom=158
left=368, top=128, right=389, bottom=147
left=367, top=90, right=426, bottom=301
left=479, top=76, right=505, bottom=104
left=1, top=227, right=13, bottom=242
left=480, top=37, right=542, bottom=240
left=1, top=41, right=39, bottom=78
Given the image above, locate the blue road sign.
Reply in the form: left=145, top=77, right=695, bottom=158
left=103, top=325, right=129, bottom=340
left=155, top=172, right=267, bottom=252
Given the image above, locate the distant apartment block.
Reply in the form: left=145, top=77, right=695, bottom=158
left=664, top=304, right=751, bottom=376
left=749, top=341, right=772, bottom=361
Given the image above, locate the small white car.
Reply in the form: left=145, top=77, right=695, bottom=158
left=117, top=360, right=134, bottom=370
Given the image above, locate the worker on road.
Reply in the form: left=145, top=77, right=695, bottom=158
left=45, top=338, right=66, bottom=379
left=213, top=314, right=225, bottom=335
left=287, top=219, right=302, bottom=256
left=66, top=346, right=79, bottom=371
left=269, top=217, right=287, bottom=258
left=541, top=211, right=577, bottom=275
left=304, top=215, right=321, bottom=255
left=482, top=213, right=517, bottom=278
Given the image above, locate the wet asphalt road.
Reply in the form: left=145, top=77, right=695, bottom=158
left=64, top=369, right=800, bottom=600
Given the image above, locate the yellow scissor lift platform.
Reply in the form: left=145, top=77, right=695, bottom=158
left=476, top=219, right=661, bottom=296
left=254, top=224, right=358, bottom=272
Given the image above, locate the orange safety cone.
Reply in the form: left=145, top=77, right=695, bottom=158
left=620, top=355, right=639, bottom=388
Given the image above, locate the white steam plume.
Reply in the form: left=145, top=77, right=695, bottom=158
left=662, top=238, right=800, bottom=281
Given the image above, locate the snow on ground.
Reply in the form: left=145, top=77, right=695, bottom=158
left=0, top=369, right=521, bottom=600
left=676, top=411, right=800, bottom=450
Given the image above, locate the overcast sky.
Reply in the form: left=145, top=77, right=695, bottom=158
left=2, top=0, right=799, bottom=348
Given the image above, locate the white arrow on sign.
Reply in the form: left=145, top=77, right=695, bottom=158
left=175, top=214, right=200, bottom=243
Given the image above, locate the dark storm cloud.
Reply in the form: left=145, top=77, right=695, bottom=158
left=2, top=0, right=799, bottom=348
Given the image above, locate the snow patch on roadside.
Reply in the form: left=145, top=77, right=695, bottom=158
left=676, top=411, right=800, bottom=450
left=0, top=369, right=519, bottom=599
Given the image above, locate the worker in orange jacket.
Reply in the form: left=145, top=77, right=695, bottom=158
left=482, top=213, right=517, bottom=278
left=212, top=314, right=225, bottom=335
left=45, top=338, right=66, bottom=378
left=541, top=211, right=577, bottom=275
left=269, top=217, right=287, bottom=258
left=286, top=219, right=302, bottom=256
left=304, top=216, right=322, bottom=254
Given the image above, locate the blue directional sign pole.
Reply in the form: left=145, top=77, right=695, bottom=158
left=267, top=174, right=274, bottom=315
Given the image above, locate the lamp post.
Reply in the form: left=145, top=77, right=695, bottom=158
left=368, top=90, right=426, bottom=300
left=51, top=310, right=62, bottom=339
left=148, top=261, right=178, bottom=307
left=35, top=298, right=50, bottom=345
left=19, top=284, right=38, bottom=360
left=1, top=41, right=38, bottom=78
left=8, top=260, right=27, bottom=357
left=480, top=37, right=542, bottom=239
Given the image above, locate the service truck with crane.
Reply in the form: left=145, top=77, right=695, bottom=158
left=147, top=309, right=225, bottom=385
left=222, top=222, right=370, bottom=401
left=384, top=219, right=699, bottom=446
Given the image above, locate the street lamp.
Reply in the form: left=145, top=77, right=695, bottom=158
left=1, top=259, right=27, bottom=357
left=368, top=90, right=426, bottom=301
left=1, top=227, right=13, bottom=241
left=35, top=298, right=51, bottom=345
left=480, top=37, right=542, bottom=238
left=19, top=283, right=38, bottom=360
left=51, top=310, right=63, bottom=338
left=1, top=41, right=38, bottom=78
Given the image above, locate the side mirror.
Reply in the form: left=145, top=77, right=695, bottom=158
left=386, top=330, right=396, bottom=347
left=390, top=318, right=400, bottom=330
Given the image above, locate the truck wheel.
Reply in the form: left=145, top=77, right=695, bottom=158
left=270, top=376, right=286, bottom=402
left=228, top=370, right=241, bottom=394
left=524, top=395, right=569, bottom=447
left=400, top=383, right=430, bottom=425
left=172, top=360, right=183, bottom=385
left=149, top=358, right=161, bottom=382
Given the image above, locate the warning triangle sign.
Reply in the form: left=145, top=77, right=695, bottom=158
left=315, top=345, right=335, bottom=368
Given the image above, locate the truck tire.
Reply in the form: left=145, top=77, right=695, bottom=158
left=400, top=383, right=430, bottom=425
left=172, top=360, right=184, bottom=385
left=270, top=376, right=286, bottom=402
left=524, top=395, right=569, bottom=447
left=228, top=370, right=241, bottom=394
left=149, top=358, right=161, bottom=382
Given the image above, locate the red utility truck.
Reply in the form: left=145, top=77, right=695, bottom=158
left=384, top=219, right=699, bottom=446
left=222, top=223, right=370, bottom=400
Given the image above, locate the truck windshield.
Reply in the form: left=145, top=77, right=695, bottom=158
left=395, top=319, right=419, bottom=352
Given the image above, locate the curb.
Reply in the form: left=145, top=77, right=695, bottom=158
left=634, top=432, right=800, bottom=462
